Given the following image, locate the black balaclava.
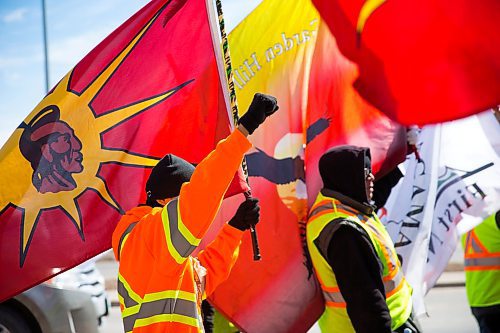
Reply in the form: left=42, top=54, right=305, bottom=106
left=319, top=145, right=371, bottom=204
left=145, top=154, right=195, bottom=207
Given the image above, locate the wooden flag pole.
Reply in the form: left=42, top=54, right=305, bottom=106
left=215, top=0, right=261, bottom=261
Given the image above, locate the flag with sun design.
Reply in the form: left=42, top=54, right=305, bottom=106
left=0, top=0, right=243, bottom=301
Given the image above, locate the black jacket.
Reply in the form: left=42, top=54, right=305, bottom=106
left=314, top=190, right=392, bottom=333
left=315, top=146, right=392, bottom=333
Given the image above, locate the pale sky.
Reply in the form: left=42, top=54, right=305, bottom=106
left=0, top=0, right=262, bottom=145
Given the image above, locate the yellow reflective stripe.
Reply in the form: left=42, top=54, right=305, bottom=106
left=143, top=290, right=196, bottom=303
left=134, top=313, right=199, bottom=329
left=122, top=290, right=198, bottom=331
left=175, top=199, right=201, bottom=247
left=161, top=199, right=201, bottom=264
left=161, top=204, right=185, bottom=264
left=117, top=222, right=138, bottom=260
left=122, top=304, right=141, bottom=317
left=119, top=233, right=131, bottom=257
left=118, top=273, right=142, bottom=304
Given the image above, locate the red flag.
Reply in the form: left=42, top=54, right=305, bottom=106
left=312, top=0, right=500, bottom=125
left=203, top=0, right=407, bottom=331
left=0, top=0, right=246, bottom=301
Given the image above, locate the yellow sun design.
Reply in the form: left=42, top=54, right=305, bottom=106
left=0, top=13, right=191, bottom=266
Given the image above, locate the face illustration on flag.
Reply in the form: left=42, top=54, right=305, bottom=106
left=0, top=0, right=236, bottom=301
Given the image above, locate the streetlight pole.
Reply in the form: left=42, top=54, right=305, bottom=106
left=41, top=0, right=50, bottom=93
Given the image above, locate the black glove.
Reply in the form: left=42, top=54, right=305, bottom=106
left=228, top=198, right=260, bottom=231
left=238, top=93, right=279, bottom=134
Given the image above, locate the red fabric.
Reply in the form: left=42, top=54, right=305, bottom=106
left=312, top=0, right=500, bottom=125
left=226, top=168, right=250, bottom=198
left=206, top=19, right=406, bottom=333
left=0, top=0, right=246, bottom=302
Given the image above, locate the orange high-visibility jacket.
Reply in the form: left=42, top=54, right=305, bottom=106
left=112, top=130, right=251, bottom=333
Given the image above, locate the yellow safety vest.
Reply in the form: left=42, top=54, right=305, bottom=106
left=461, top=213, right=500, bottom=307
left=306, top=192, right=412, bottom=332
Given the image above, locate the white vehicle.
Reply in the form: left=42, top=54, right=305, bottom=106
left=52, top=261, right=110, bottom=326
left=0, top=260, right=109, bottom=333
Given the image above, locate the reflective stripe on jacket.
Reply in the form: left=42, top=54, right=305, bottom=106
left=306, top=192, right=412, bottom=332
left=461, top=213, right=500, bottom=307
left=111, top=130, right=251, bottom=332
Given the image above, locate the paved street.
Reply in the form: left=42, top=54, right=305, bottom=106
left=97, top=253, right=479, bottom=333
left=419, top=286, right=476, bottom=333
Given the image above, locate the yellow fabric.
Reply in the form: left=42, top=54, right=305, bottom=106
left=228, top=0, right=319, bottom=114
left=461, top=213, right=500, bottom=307
left=307, top=192, right=412, bottom=332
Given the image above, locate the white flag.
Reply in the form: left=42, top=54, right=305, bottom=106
left=381, top=110, right=500, bottom=316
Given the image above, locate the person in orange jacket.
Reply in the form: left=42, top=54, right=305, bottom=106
left=112, top=93, right=278, bottom=333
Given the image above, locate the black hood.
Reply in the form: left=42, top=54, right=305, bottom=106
left=319, top=145, right=371, bottom=204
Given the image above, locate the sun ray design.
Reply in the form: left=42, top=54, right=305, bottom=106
left=95, top=80, right=194, bottom=134
left=98, top=149, right=160, bottom=167
left=0, top=4, right=194, bottom=266
left=80, top=11, right=160, bottom=101
left=87, top=176, right=123, bottom=213
left=356, top=0, right=386, bottom=43
left=20, top=208, right=42, bottom=266
left=58, top=195, right=84, bottom=236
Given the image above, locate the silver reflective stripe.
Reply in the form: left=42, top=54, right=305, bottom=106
left=122, top=298, right=198, bottom=332
left=309, top=202, right=333, bottom=220
left=365, top=223, right=399, bottom=269
left=322, top=290, right=345, bottom=304
left=464, top=256, right=500, bottom=268
left=117, top=222, right=138, bottom=261
left=323, top=270, right=404, bottom=307
left=117, top=278, right=138, bottom=308
left=465, top=232, right=484, bottom=253
left=335, top=203, right=359, bottom=216
left=166, top=199, right=197, bottom=257
left=384, top=269, right=403, bottom=294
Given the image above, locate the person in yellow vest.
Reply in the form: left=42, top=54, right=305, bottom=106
left=461, top=210, right=500, bottom=333
left=306, top=145, right=419, bottom=333
left=112, top=93, right=279, bottom=332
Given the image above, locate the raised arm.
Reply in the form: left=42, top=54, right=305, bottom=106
left=176, top=94, right=278, bottom=252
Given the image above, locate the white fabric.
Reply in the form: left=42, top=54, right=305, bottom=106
left=380, top=110, right=500, bottom=316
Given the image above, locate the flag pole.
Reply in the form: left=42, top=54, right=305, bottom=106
left=215, top=0, right=261, bottom=261
left=41, top=0, right=50, bottom=93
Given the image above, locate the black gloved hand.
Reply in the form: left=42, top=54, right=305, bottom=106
left=228, top=198, right=260, bottom=231
left=238, top=93, right=279, bottom=135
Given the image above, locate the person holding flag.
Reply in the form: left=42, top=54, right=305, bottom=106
left=306, top=145, right=419, bottom=333
left=112, top=93, right=278, bottom=332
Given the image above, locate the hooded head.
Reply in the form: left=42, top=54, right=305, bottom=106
left=319, top=145, right=372, bottom=204
left=145, top=154, right=195, bottom=207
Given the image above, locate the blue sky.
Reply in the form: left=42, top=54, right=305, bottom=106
left=0, top=0, right=261, bottom=145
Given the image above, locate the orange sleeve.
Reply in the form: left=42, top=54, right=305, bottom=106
left=197, top=223, right=244, bottom=296
left=177, top=129, right=251, bottom=240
